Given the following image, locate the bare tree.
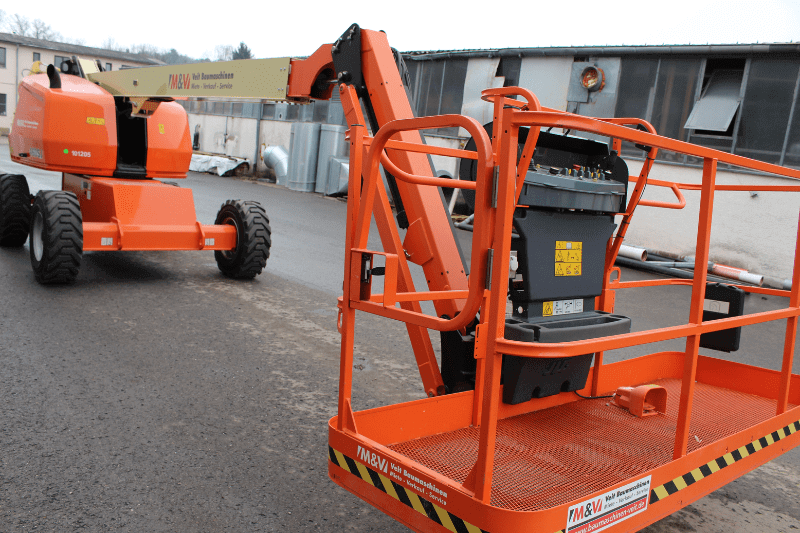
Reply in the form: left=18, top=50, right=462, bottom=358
left=101, top=37, right=125, bottom=51
left=131, top=43, right=161, bottom=57
left=8, top=13, right=31, bottom=36
left=61, top=36, right=86, bottom=46
left=214, top=44, right=233, bottom=62
left=31, top=18, right=56, bottom=40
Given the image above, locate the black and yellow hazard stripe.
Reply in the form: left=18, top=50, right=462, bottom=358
left=329, top=446, right=489, bottom=533
left=650, top=419, right=800, bottom=504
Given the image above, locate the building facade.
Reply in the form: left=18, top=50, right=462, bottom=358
left=0, top=32, right=161, bottom=134
left=176, top=42, right=800, bottom=175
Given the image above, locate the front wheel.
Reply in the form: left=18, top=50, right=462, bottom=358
left=29, top=191, right=83, bottom=284
left=214, top=200, right=271, bottom=279
left=0, top=173, right=32, bottom=247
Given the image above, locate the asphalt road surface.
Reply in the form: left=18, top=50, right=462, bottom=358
left=3, top=143, right=800, bottom=532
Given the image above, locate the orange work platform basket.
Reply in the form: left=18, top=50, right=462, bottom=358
left=328, top=86, right=800, bottom=533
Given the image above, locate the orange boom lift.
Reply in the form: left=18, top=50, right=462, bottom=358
left=2, top=57, right=272, bottom=283
left=307, top=25, right=800, bottom=533
left=6, top=24, right=800, bottom=532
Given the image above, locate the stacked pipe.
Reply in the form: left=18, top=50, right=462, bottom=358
left=616, top=244, right=789, bottom=289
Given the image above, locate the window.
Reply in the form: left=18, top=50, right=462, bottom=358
left=616, top=58, right=660, bottom=121
left=734, top=59, right=800, bottom=164
left=406, top=58, right=468, bottom=135
left=106, top=63, right=112, bottom=71
left=497, top=57, right=522, bottom=88
left=33, top=52, right=40, bottom=62
left=650, top=58, right=702, bottom=161
left=614, top=58, right=659, bottom=157
left=0, top=47, right=6, bottom=68
left=54, top=55, right=70, bottom=70
left=685, top=58, right=746, bottom=136
left=684, top=70, right=743, bottom=134
left=0, top=94, right=6, bottom=115
left=787, top=91, right=800, bottom=168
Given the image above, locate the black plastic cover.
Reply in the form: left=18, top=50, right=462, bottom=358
left=700, top=283, right=745, bottom=352
left=511, top=210, right=617, bottom=305
left=501, top=311, right=631, bottom=404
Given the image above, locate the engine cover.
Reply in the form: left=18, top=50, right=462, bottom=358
left=9, top=72, right=191, bottom=179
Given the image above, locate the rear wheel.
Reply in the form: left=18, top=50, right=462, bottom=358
left=30, top=191, right=83, bottom=284
left=0, top=173, right=32, bottom=247
left=214, top=200, right=271, bottom=279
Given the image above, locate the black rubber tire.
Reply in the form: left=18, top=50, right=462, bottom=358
left=0, top=173, right=32, bottom=247
left=29, top=191, right=83, bottom=284
left=214, top=200, right=271, bottom=279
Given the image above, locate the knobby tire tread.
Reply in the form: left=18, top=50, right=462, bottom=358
left=215, top=200, right=271, bottom=279
left=0, top=174, right=32, bottom=247
left=31, top=191, right=83, bottom=284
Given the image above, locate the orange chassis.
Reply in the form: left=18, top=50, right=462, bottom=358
left=328, top=82, right=800, bottom=532
left=61, top=174, right=235, bottom=252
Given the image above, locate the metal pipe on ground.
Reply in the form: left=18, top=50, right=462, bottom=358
left=262, top=145, right=289, bottom=185
left=455, top=214, right=474, bottom=231
left=614, top=256, right=733, bottom=284
left=708, top=263, right=764, bottom=286
left=619, top=245, right=647, bottom=262
left=643, top=248, right=765, bottom=286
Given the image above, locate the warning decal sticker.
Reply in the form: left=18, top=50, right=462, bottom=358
left=555, top=241, right=582, bottom=277
left=543, top=299, right=584, bottom=317
left=566, top=476, right=650, bottom=533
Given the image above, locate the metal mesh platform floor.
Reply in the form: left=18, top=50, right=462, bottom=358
left=388, top=379, right=788, bottom=512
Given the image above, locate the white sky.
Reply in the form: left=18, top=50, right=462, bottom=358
left=3, top=0, right=799, bottom=59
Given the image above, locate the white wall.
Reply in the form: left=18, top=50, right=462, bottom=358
left=422, top=134, right=462, bottom=179
left=518, top=56, right=573, bottom=111
left=187, top=112, right=294, bottom=174
left=622, top=160, right=799, bottom=281
left=0, top=42, right=153, bottom=134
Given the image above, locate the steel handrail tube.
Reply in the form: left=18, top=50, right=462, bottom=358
left=496, top=306, right=800, bottom=359
left=354, top=113, right=494, bottom=332
left=513, top=111, right=800, bottom=180
left=637, top=182, right=687, bottom=209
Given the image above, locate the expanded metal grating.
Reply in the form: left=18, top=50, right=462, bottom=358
left=388, top=379, right=790, bottom=512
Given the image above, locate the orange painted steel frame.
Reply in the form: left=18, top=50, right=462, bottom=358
left=289, top=31, right=469, bottom=398
left=62, top=174, right=235, bottom=252
left=323, top=28, right=800, bottom=533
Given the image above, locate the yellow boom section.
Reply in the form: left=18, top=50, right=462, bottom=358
left=88, top=58, right=292, bottom=101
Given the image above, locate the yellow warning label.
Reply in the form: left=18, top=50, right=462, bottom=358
left=543, top=301, right=553, bottom=316
left=158, top=123, right=165, bottom=134
left=555, top=241, right=583, bottom=276
left=86, top=117, right=105, bottom=125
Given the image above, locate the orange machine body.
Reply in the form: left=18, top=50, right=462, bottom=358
left=9, top=73, right=191, bottom=179
left=7, top=69, right=231, bottom=257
